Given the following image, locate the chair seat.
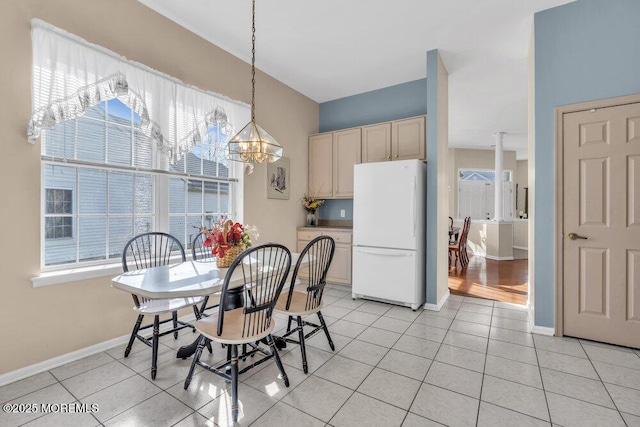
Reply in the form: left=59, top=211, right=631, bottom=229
left=195, top=308, right=275, bottom=344
left=135, top=296, right=204, bottom=315
left=449, top=245, right=459, bottom=251
left=274, top=291, right=323, bottom=316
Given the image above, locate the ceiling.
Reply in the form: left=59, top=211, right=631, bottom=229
left=138, top=0, right=574, bottom=160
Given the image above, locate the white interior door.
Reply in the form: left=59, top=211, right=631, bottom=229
left=563, top=102, right=640, bottom=348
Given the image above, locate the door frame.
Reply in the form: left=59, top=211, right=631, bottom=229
left=554, top=93, right=640, bottom=337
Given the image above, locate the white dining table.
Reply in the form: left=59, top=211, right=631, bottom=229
left=112, top=252, right=308, bottom=300
left=112, top=252, right=310, bottom=359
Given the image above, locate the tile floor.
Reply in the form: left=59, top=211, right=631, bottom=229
left=2, top=287, right=640, bottom=426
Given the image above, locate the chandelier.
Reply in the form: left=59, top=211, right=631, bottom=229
left=227, top=0, right=283, bottom=164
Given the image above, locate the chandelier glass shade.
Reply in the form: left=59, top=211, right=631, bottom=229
left=227, top=0, right=283, bottom=164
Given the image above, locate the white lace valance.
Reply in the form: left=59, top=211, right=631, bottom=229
left=29, top=19, right=250, bottom=164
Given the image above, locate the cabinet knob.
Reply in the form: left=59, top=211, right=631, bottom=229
left=386, top=156, right=390, bottom=159
left=394, top=155, right=398, bottom=158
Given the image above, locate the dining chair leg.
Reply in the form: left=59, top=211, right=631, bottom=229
left=297, top=316, right=308, bottom=374
left=151, top=315, right=160, bottom=380
left=172, top=311, right=179, bottom=339
left=125, top=314, right=144, bottom=357
left=192, top=305, right=202, bottom=322
left=317, top=311, right=334, bottom=351
left=267, top=334, right=289, bottom=387
left=184, top=335, right=206, bottom=389
left=230, top=344, right=239, bottom=423
left=286, top=316, right=293, bottom=333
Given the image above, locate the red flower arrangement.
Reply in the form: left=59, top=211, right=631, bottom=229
left=201, top=219, right=256, bottom=258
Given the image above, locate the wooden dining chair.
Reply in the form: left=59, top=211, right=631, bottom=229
left=191, top=231, right=221, bottom=316
left=121, top=232, right=204, bottom=380
left=274, top=236, right=336, bottom=373
left=449, top=217, right=471, bottom=269
left=448, top=216, right=457, bottom=244
left=184, top=243, right=292, bottom=424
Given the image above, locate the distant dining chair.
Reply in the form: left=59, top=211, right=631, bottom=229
left=449, top=217, right=471, bottom=269
left=184, top=243, right=292, bottom=423
left=274, top=236, right=336, bottom=373
left=191, top=231, right=221, bottom=316
left=121, top=232, right=204, bottom=380
left=448, top=216, right=457, bottom=244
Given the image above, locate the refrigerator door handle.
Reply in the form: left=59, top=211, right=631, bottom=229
left=412, top=177, right=417, bottom=237
left=358, top=248, right=412, bottom=257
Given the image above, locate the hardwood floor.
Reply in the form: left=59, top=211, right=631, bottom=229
left=448, top=255, right=528, bottom=305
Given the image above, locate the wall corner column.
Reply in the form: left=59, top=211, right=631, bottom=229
left=425, top=49, right=449, bottom=307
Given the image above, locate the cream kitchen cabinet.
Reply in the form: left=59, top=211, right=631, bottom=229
left=308, top=129, right=361, bottom=199
left=361, top=116, right=426, bottom=163
left=297, top=228, right=352, bottom=285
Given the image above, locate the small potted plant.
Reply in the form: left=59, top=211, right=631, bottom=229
left=301, top=194, right=325, bottom=226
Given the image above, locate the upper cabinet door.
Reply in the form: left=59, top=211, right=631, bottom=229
left=332, top=128, right=362, bottom=198
left=308, top=133, right=333, bottom=198
left=362, top=123, right=392, bottom=163
left=392, top=116, right=426, bottom=161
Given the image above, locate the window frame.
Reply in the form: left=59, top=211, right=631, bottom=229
left=39, top=101, right=242, bottom=273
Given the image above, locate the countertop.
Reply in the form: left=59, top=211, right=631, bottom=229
left=297, top=226, right=352, bottom=232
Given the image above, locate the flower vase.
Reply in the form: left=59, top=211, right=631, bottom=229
left=306, top=212, right=317, bottom=227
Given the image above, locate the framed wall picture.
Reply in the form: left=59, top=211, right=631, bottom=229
left=267, top=157, right=290, bottom=200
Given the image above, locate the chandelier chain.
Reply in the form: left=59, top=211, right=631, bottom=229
left=251, top=0, right=256, bottom=121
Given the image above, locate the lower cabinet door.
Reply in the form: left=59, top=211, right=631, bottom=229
left=326, top=243, right=352, bottom=285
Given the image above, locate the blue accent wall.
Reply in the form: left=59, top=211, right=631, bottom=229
left=534, top=0, right=640, bottom=327
left=319, top=78, right=428, bottom=220
left=425, top=50, right=439, bottom=305
left=319, top=79, right=428, bottom=133
left=318, top=199, right=353, bottom=221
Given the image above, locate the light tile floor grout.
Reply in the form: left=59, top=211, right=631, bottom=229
left=2, top=286, right=639, bottom=426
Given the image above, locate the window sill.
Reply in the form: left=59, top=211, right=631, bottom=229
left=32, top=263, right=123, bottom=288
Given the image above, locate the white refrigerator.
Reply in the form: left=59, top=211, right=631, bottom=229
left=352, top=159, right=426, bottom=310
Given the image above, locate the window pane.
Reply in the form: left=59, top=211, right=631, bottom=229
left=106, top=98, right=131, bottom=125
left=169, top=216, right=186, bottom=248
left=43, top=120, right=75, bottom=158
left=85, top=102, right=106, bottom=120
left=186, top=215, right=203, bottom=249
left=78, top=168, right=106, bottom=214
left=107, top=124, right=132, bottom=165
left=44, top=234, right=76, bottom=266
left=109, top=172, right=133, bottom=214
left=134, top=131, right=152, bottom=169
left=187, top=180, right=203, bottom=213
left=77, top=118, right=105, bottom=163
left=79, top=217, right=106, bottom=261
left=186, top=152, right=201, bottom=175
left=134, top=174, right=153, bottom=214
left=134, top=216, right=153, bottom=235
left=109, top=217, right=133, bottom=258
left=169, top=157, right=185, bottom=174
left=169, top=178, right=186, bottom=213
left=220, top=183, right=230, bottom=213
left=203, top=182, right=219, bottom=217
left=44, top=164, right=76, bottom=196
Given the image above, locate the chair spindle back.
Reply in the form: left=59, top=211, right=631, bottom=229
left=217, top=243, right=291, bottom=338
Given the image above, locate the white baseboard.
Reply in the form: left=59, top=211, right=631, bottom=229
left=527, top=305, right=555, bottom=336
left=484, top=255, right=515, bottom=261
left=512, top=246, right=528, bottom=251
left=0, top=312, right=199, bottom=387
left=424, top=290, right=450, bottom=311
left=531, top=325, right=555, bottom=336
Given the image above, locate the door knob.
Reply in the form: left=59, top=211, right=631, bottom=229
left=568, top=232, right=587, bottom=240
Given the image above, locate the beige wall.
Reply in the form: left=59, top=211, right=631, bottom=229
left=0, top=0, right=318, bottom=374
left=450, top=148, right=517, bottom=218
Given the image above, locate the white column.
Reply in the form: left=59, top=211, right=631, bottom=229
left=493, top=132, right=505, bottom=221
